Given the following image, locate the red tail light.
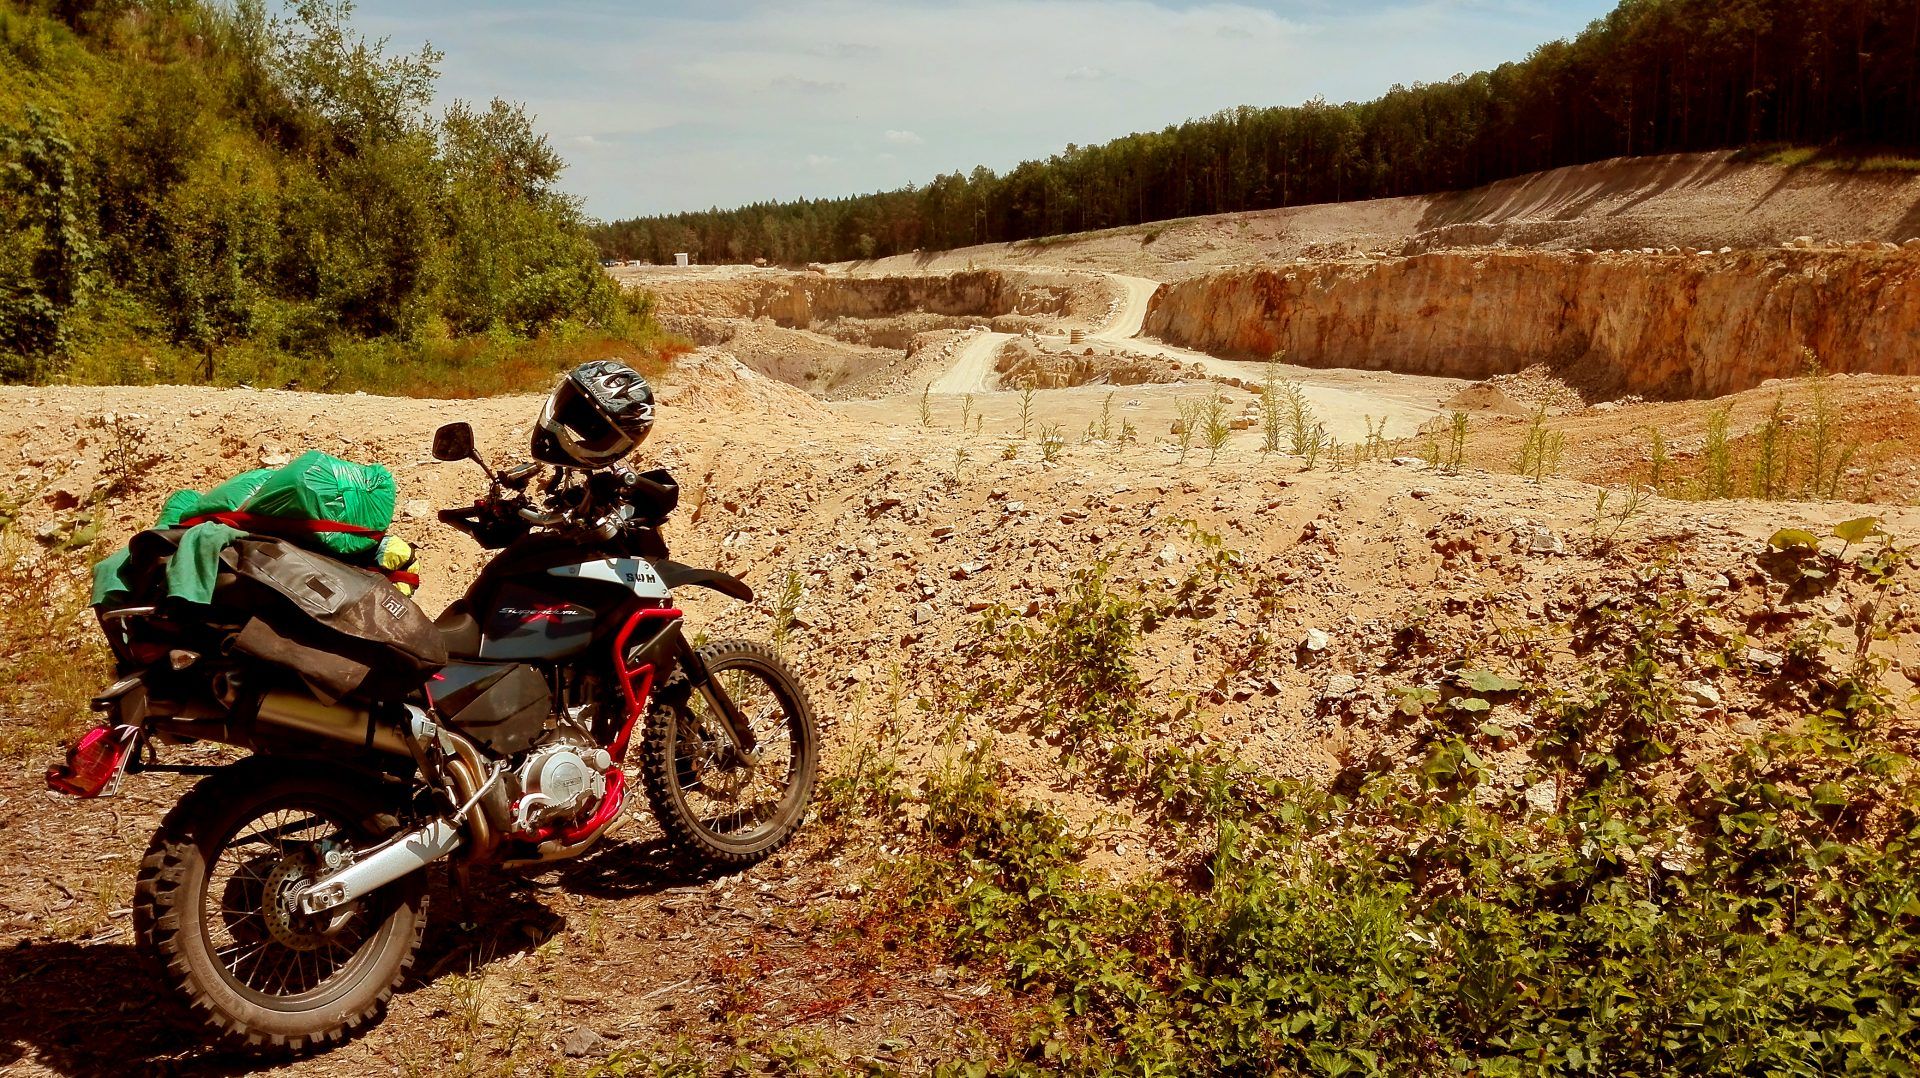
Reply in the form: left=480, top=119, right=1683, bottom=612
left=46, top=725, right=137, bottom=798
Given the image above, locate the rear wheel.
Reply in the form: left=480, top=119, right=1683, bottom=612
left=132, top=759, right=427, bottom=1052
left=638, top=639, right=818, bottom=867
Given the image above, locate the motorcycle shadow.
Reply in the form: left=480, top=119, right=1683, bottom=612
left=410, top=831, right=724, bottom=979
left=545, top=830, right=731, bottom=899
left=0, top=938, right=249, bottom=1076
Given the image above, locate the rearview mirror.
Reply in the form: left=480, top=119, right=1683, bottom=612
left=432, top=422, right=477, bottom=463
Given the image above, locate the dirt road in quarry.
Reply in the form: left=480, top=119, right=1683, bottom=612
left=923, top=269, right=1453, bottom=441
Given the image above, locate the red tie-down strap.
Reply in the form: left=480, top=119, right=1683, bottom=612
left=180, top=511, right=415, bottom=587
left=182, top=510, right=386, bottom=541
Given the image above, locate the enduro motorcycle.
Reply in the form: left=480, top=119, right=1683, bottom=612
left=51, top=421, right=818, bottom=1051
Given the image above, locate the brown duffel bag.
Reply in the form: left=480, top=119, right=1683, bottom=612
left=219, top=537, right=447, bottom=702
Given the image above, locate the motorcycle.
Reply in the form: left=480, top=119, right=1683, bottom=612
left=49, top=421, right=818, bottom=1051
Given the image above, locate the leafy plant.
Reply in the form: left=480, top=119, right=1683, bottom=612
left=86, top=411, right=157, bottom=497
left=1645, top=425, right=1670, bottom=490
left=1173, top=398, right=1203, bottom=465
left=1361, top=415, right=1388, bottom=463
left=1200, top=391, right=1232, bottom=465
left=1697, top=405, right=1734, bottom=498
left=1514, top=406, right=1564, bottom=482
left=1282, top=380, right=1318, bottom=456
left=769, top=568, right=804, bottom=649
left=1259, top=359, right=1286, bottom=453
left=1443, top=411, right=1468, bottom=472
left=1040, top=424, right=1065, bottom=463
left=1590, top=480, right=1647, bottom=544
left=1750, top=394, right=1793, bottom=498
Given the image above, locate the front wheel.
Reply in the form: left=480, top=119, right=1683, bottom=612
left=132, top=759, right=427, bottom=1052
left=638, top=639, right=819, bottom=867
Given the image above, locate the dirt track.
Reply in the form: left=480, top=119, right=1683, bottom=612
left=3, top=349, right=1919, bottom=1074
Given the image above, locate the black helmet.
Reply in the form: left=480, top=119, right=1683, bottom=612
left=531, top=360, right=655, bottom=468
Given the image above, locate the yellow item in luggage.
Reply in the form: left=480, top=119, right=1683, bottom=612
left=375, top=536, right=420, bottom=597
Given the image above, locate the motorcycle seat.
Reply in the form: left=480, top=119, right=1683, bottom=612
left=434, top=600, right=482, bottom=660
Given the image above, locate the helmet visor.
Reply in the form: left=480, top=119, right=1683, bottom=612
left=554, top=383, right=633, bottom=459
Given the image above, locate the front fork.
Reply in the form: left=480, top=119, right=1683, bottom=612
left=677, top=637, right=761, bottom=767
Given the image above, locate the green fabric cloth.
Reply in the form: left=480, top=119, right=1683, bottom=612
left=90, top=547, right=131, bottom=606
left=166, top=522, right=246, bottom=604
left=90, top=522, right=246, bottom=606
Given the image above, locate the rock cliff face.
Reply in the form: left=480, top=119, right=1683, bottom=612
left=647, top=270, right=1088, bottom=329
left=992, top=338, right=1198, bottom=389
left=1143, top=248, right=1920, bottom=398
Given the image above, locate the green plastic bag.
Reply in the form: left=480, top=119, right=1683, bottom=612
left=241, top=450, right=395, bottom=557
left=186, top=468, right=273, bottom=520
left=154, top=489, right=202, bottom=529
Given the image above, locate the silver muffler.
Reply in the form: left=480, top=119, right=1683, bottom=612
left=252, top=690, right=411, bottom=755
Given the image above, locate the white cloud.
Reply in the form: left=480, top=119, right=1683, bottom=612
left=770, top=74, right=848, bottom=94
left=360, top=0, right=1618, bottom=218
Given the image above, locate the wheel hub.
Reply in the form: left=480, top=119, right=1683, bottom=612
left=681, top=719, right=750, bottom=798
left=263, top=856, right=351, bottom=951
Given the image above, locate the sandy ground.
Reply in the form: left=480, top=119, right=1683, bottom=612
left=1, top=352, right=1917, bottom=1075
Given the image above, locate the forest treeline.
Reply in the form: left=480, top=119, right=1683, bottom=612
left=0, top=0, right=662, bottom=392
left=593, top=0, right=1920, bottom=265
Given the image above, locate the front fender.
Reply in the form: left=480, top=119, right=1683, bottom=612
left=652, top=560, right=753, bottom=603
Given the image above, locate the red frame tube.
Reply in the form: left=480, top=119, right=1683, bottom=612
left=514, top=606, right=680, bottom=845
left=610, top=606, right=681, bottom=763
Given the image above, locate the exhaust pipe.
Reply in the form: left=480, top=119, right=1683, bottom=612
left=298, top=717, right=498, bottom=914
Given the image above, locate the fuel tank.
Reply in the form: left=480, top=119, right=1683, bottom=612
left=464, top=533, right=673, bottom=663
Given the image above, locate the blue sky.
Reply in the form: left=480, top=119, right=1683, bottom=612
left=355, top=0, right=1618, bottom=221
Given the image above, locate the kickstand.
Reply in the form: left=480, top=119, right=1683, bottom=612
left=449, top=862, right=479, bottom=934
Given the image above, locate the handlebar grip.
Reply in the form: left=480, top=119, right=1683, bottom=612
left=628, top=474, right=673, bottom=500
